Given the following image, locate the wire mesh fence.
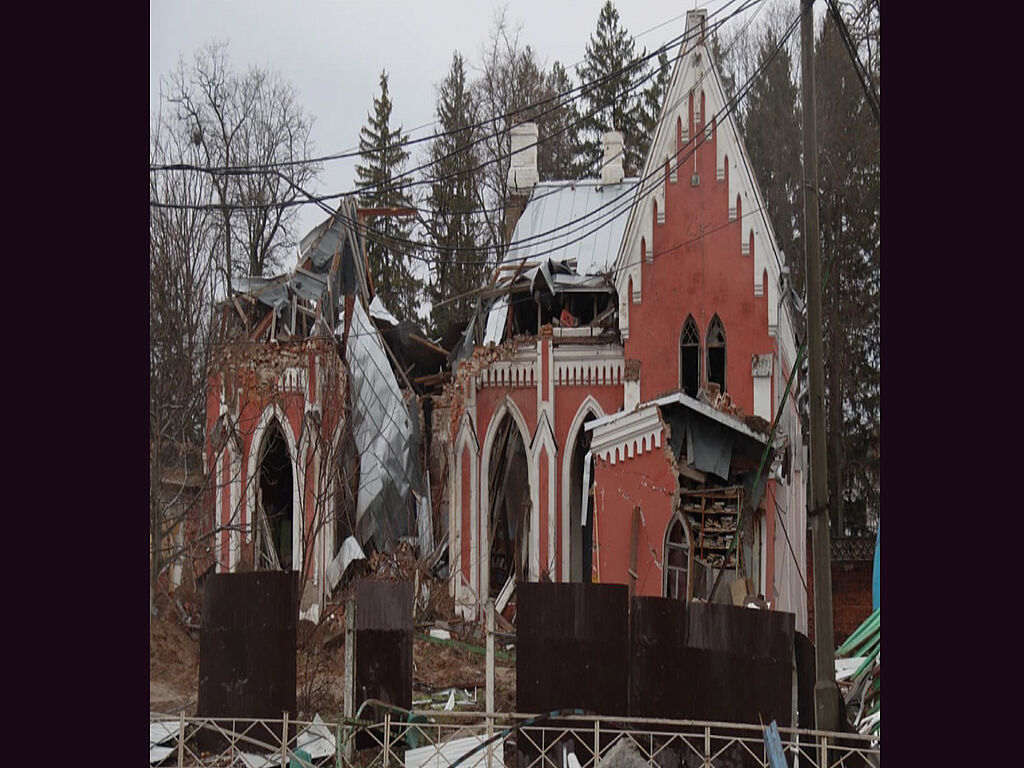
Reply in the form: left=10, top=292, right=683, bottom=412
left=150, top=710, right=879, bottom=768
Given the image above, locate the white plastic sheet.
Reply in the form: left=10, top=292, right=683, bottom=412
left=405, top=734, right=504, bottom=768
left=296, top=714, right=336, bottom=760
left=326, top=535, right=367, bottom=592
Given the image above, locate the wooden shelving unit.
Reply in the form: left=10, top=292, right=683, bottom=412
left=679, top=486, right=743, bottom=570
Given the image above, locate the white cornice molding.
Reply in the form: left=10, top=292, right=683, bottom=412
left=552, top=344, right=625, bottom=388
left=589, top=404, right=664, bottom=465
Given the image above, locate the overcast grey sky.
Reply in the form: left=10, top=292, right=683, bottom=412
left=150, top=0, right=742, bottom=242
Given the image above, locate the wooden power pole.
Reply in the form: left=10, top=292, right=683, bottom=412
left=800, top=0, right=841, bottom=733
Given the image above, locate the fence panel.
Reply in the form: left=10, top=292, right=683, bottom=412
left=150, top=711, right=878, bottom=768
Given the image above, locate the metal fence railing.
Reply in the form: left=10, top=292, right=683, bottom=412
left=150, top=710, right=880, bottom=768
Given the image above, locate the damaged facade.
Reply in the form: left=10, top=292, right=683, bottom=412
left=203, top=198, right=434, bottom=620
left=444, top=10, right=808, bottom=631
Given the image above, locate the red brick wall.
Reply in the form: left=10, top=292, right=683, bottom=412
left=805, top=539, right=873, bottom=646
left=623, top=97, right=775, bottom=411
left=592, top=437, right=679, bottom=596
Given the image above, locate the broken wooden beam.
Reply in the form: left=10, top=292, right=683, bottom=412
left=231, top=296, right=249, bottom=329
left=679, top=463, right=707, bottom=484
left=250, top=309, right=274, bottom=341
left=412, top=372, right=450, bottom=387
left=409, top=333, right=450, bottom=357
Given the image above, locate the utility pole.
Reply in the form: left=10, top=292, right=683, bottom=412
left=800, top=0, right=841, bottom=733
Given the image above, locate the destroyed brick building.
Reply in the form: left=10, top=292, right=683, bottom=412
left=441, top=10, right=808, bottom=631
left=196, top=10, right=808, bottom=636
left=202, top=198, right=435, bottom=622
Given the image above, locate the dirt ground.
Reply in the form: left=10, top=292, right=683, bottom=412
left=150, top=552, right=517, bottom=718
left=149, top=588, right=201, bottom=714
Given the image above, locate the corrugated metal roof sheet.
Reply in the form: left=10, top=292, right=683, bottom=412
left=503, top=179, right=638, bottom=275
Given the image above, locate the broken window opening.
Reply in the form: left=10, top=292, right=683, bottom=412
left=569, top=414, right=596, bottom=583
left=556, top=291, right=615, bottom=328
left=679, top=485, right=741, bottom=601
left=487, top=414, right=530, bottom=598
left=510, top=291, right=539, bottom=336
left=680, top=315, right=700, bottom=397
left=333, top=440, right=359, bottom=557
left=664, top=513, right=692, bottom=600
left=257, top=423, right=294, bottom=571
left=706, top=314, right=726, bottom=392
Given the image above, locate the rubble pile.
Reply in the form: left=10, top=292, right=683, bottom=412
left=696, top=382, right=771, bottom=436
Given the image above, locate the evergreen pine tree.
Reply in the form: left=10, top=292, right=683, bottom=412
left=710, top=31, right=737, bottom=104
left=638, top=50, right=671, bottom=154
left=731, top=4, right=879, bottom=535
left=423, top=52, right=486, bottom=338
left=355, top=70, right=421, bottom=322
left=740, top=23, right=803, bottom=298
left=538, top=61, right=586, bottom=181
left=814, top=12, right=879, bottom=536
left=576, top=1, right=651, bottom=177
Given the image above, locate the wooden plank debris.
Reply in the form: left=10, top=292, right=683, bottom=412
left=409, top=333, right=449, bottom=356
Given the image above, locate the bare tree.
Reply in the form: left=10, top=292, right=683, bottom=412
left=150, top=42, right=323, bottom=617
left=472, top=9, right=566, bottom=258
left=161, top=41, right=320, bottom=287
left=149, top=109, right=218, bottom=619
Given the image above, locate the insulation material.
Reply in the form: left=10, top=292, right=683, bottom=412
left=417, top=472, right=433, bottom=556
left=345, top=299, right=415, bottom=550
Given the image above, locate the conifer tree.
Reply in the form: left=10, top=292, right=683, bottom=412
left=710, top=31, right=737, bottom=104
left=740, top=22, right=803, bottom=296
left=355, top=70, right=421, bottom=322
left=731, top=4, right=880, bottom=535
left=538, top=61, right=586, bottom=181
left=639, top=50, right=671, bottom=153
left=813, top=10, right=879, bottom=537
left=576, top=1, right=651, bottom=177
left=423, top=52, right=486, bottom=338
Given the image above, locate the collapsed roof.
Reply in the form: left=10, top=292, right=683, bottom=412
left=221, top=198, right=368, bottom=343
left=482, top=179, right=638, bottom=345
left=218, top=199, right=425, bottom=556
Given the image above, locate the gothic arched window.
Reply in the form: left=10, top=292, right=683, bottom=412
left=680, top=315, right=700, bottom=397
left=707, top=314, right=726, bottom=392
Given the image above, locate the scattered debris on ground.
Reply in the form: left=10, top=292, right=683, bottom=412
left=150, top=541, right=516, bottom=718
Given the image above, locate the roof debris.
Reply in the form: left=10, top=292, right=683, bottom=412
left=836, top=608, right=880, bottom=741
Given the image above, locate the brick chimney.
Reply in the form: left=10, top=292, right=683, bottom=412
left=600, top=130, right=624, bottom=185
left=505, top=122, right=538, bottom=243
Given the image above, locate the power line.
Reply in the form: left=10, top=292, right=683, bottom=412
left=150, top=0, right=755, bottom=179
left=823, top=0, right=879, bottom=125
left=275, top=7, right=797, bottom=275
left=171, top=2, right=803, bottom=345
left=319, top=10, right=802, bottom=280
left=149, top=0, right=768, bottom=217
left=211, top=7, right=799, bottom=357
